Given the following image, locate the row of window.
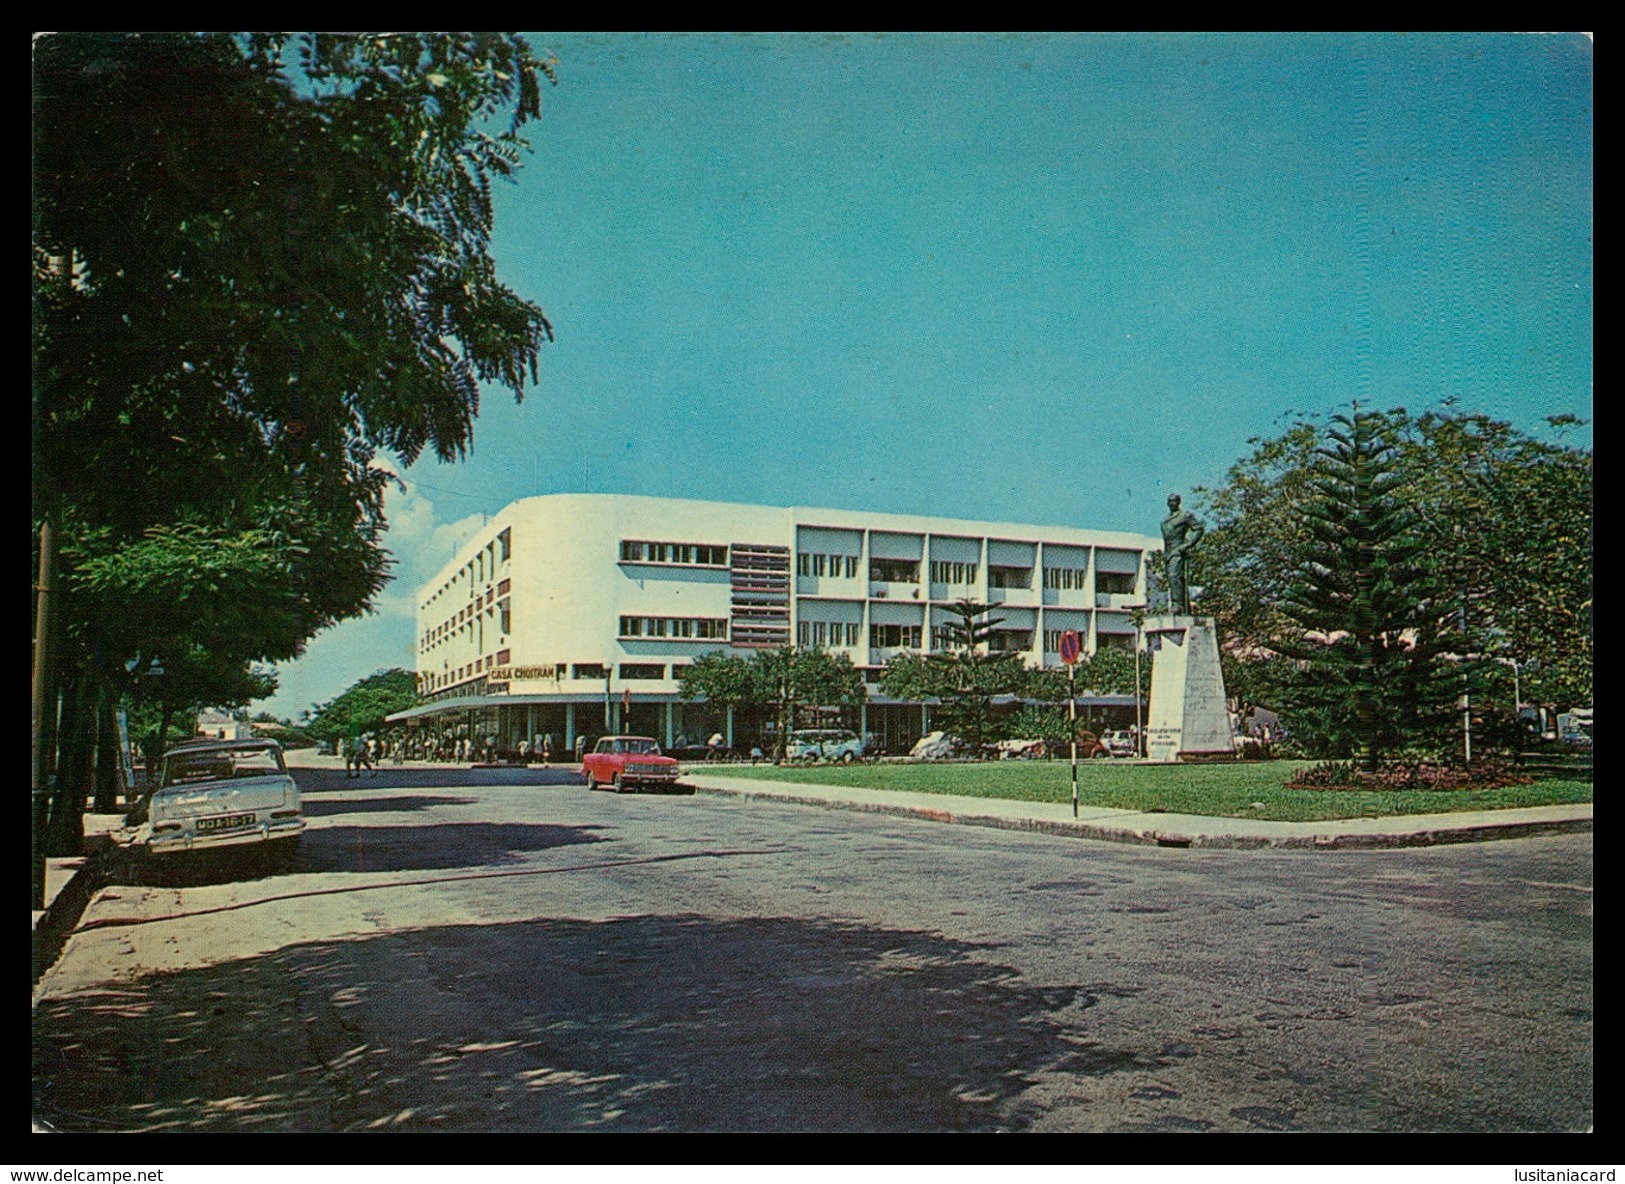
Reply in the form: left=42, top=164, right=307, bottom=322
left=929, top=561, right=978, bottom=586
left=430, top=661, right=699, bottom=687
left=621, top=540, right=728, bottom=567
left=423, top=598, right=509, bottom=650
left=870, top=623, right=923, bottom=649
left=797, top=552, right=863, bottom=579
left=618, top=616, right=729, bottom=640
left=797, top=620, right=865, bottom=648
left=869, top=558, right=919, bottom=583
left=1042, top=629, right=1135, bottom=652
left=422, top=528, right=512, bottom=614
left=1044, top=567, right=1087, bottom=590
left=571, top=662, right=692, bottom=680
left=422, top=647, right=512, bottom=691
left=776, top=621, right=1126, bottom=653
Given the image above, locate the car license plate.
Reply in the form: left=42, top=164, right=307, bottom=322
left=197, top=813, right=257, bottom=833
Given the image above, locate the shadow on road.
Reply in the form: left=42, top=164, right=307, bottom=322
left=301, top=796, right=481, bottom=817
left=295, top=767, right=586, bottom=794
left=33, top=914, right=1120, bottom=1133
left=295, top=823, right=610, bottom=874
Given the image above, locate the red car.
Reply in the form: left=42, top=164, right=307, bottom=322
left=582, top=735, right=682, bottom=792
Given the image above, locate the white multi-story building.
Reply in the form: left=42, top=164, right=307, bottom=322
left=390, top=494, right=1160, bottom=753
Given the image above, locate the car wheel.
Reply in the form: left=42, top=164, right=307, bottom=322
left=612, top=773, right=625, bottom=793
left=1091, top=748, right=1110, bottom=759
left=841, top=751, right=855, bottom=764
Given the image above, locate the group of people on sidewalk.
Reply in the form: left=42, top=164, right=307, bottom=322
left=342, top=732, right=567, bottom=774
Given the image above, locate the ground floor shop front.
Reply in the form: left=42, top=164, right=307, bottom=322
left=387, top=693, right=1139, bottom=759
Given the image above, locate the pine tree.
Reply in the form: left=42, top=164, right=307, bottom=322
left=1273, top=407, right=1456, bottom=769
left=880, top=599, right=1026, bottom=751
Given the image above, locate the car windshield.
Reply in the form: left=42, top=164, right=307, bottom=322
left=163, top=745, right=285, bottom=786
left=607, top=738, right=660, bottom=755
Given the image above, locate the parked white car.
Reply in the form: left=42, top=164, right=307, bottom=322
left=909, top=731, right=965, bottom=760
left=1101, top=730, right=1136, bottom=757
left=136, top=738, right=303, bottom=866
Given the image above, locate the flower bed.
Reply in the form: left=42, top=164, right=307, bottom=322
left=1285, top=758, right=1533, bottom=792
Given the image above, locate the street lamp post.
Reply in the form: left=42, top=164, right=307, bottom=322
left=1124, top=604, right=1147, bottom=757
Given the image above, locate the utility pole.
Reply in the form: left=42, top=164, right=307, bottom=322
left=1068, top=659, right=1078, bottom=818
left=32, top=519, right=56, bottom=909
left=1128, top=604, right=1147, bottom=757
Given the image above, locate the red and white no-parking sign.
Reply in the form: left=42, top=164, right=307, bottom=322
left=1058, top=629, right=1082, bottom=665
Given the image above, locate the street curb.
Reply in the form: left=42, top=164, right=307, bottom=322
left=687, top=783, right=1594, bottom=851
left=32, top=833, right=116, bottom=986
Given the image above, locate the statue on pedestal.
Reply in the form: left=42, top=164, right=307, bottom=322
left=1146, top=491, right=1231, bottom=760
left=1160, top=493, right=1205, bottom=617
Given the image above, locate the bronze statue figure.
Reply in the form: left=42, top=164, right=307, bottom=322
left=1160, top=493, right=1204, bottom=616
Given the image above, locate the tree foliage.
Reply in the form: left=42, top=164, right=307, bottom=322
left=1195, top=405, right=1592, bottom=762
left=1275, top=408, right=1456, bottom=767
left=32, top=33, right=556, bottom=833
left=680, top=646, right=865, bottom=760
left=306, top=669, right=421, bottom=742
left=879, top=600, right=1026, bottom=749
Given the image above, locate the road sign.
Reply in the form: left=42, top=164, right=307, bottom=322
left=1059, top=629, right=1082, bottom=665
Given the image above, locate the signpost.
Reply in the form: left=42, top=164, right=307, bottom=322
left=1059, top=630, right=1082, bottom=817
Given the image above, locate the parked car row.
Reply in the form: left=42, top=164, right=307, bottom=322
left=786, top=729, right=866, bottom=762
left=913, top=729, right=1134, bottom=760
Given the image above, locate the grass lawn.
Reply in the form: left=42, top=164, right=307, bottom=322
left=698, top=759, right=1592, bottom=822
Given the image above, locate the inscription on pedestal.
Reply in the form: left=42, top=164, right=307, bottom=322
left=1144, top=614, right=1234, bottom=762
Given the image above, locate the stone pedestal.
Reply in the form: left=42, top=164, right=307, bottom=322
left=1144, top=615, right=1234, bottom=762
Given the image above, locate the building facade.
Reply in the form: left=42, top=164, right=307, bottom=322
left=390, top=494, right=1160, bottom=754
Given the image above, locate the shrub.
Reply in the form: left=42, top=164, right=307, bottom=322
left=1286, top=757, right=1533, bottom=792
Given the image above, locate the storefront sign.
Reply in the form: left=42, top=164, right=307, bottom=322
left=489, top=664, right=558, bottom=682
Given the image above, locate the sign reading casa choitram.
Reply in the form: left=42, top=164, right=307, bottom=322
left=489, top=665, right=561, bottom=683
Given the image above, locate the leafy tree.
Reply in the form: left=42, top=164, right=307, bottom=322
left=33, top=32, right=556, bottom=848
left=306, top=669, right=421, bottom=743
left=1079, top=647, right=1141, bottom=697
left=675, top=651, right=759, bottom=715
left=880, top=600, right=1026, bottom=751
left=680, top=647, right=865, bottom=761
left=1399, top=411, right=1593, bottom=712
left=1004, top=705, right=1074, bottom=752
left=1196, top=406, right=1592, bottom=757
left=1023, top=646, right=1143, bottom=703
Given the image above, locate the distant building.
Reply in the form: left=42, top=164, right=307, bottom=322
left=195, top=709, right=253, bottom=741
left=388, top=494, right=1159, bottom=754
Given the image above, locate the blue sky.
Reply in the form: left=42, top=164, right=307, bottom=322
left=255, top=31, right=1592, bottom=722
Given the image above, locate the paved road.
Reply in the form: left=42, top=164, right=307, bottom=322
left=32, top=766, right=1592, bottom=1133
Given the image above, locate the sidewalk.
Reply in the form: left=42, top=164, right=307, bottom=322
left=680, top=771, right=1593, bottom=850
left=32, top=812, right=124, bottom=984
